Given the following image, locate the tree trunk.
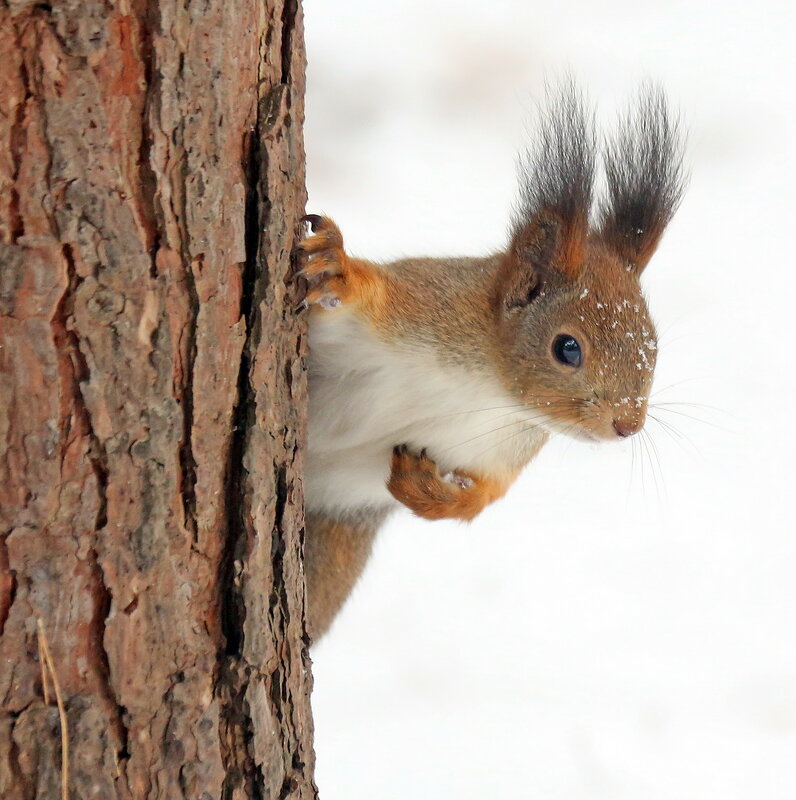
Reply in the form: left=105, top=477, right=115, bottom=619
left=0, top=1, right=315, bottom=797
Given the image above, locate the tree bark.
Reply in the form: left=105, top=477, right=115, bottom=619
left=0, top=1, right=315, bottom=798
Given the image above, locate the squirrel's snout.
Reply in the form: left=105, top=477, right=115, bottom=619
left=613, top=418, right=643, bottom=438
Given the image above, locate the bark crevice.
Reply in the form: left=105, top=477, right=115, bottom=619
left=0, top=531, right=16, bottom=638
left=87, top=547, right=131, bottom=765
left=7, top=27, right=29, bottom=246
left=220, top=89, right=263, bottom=662
left=177, top=266, right=199, bottom=542
left=280, top=0, right=299, bottom=84
left=52, top=243, right=109, bottom=529
left=216, top=58, right=267, bottom=797
left=135, top=6, right=160, bottom=275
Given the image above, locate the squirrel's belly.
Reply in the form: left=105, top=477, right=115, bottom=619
left=306, top=309, right=546, bottom=516
left=304, top=443, right=397, bottom=517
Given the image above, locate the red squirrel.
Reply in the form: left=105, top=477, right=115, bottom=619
left=298, top=84, right=685, bottom=640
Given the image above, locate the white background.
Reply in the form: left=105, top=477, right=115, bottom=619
left=303, top=1, right=796, bottom=797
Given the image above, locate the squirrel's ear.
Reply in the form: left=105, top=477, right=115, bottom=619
left=599, top=85, right=686, bottom=273
left=497, top=212, right=563, bottom=310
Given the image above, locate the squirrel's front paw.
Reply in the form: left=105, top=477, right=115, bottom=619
left=296, top=215, right=382, bottom=311
left=387, top=445, right=488, bottom=522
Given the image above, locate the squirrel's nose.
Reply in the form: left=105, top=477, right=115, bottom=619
left=613, top=418, right=642, bottom=438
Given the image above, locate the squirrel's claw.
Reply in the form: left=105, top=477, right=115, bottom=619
left=294, top=216, right=349, bottom=307
left=302, top=213, right=323, bottom=231
left=294, top=214, right=387, bottom=313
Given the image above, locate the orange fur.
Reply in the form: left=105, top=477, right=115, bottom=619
left=298, top=217, right=390, bottom=314
left=304, top=512, right=382, bottom=640
left=387, top=446, right=518, bottom=522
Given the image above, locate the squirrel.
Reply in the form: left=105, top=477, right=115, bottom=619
left=297, top=84, right=685, bottom=641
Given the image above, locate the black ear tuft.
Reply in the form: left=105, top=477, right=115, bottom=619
left=599, top=84, right=687, bottom=272
left=511, top=80, right=596, bottom=277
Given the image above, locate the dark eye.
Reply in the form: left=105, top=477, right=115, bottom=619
left=552, top=334, right=582, bottom=368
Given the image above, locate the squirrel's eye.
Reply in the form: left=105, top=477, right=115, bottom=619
left=552, top=334, right=582, bottom=368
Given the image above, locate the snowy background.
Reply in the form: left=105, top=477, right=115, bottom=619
left=302, top=1, right=796, bottom=797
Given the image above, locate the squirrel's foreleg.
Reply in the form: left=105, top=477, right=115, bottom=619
left=387, top=446, right=517, bottom=522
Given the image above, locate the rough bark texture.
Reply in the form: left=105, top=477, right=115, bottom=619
left=0, top=1, right=315, bottom=798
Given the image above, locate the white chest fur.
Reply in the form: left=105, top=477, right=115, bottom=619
left=305, top=309, right=548, bottom=518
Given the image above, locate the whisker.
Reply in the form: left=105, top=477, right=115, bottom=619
left=645, top=427, right=667, bottom=504
left=416, top=398, right=584, bottom=428
left=651, top=400, right=728, bottom=417
left=627, top=434, right=638, bottom=502
left=647, top=413, right=697, bottom=452
left=468, top=409, right=588, bottom=463
left=441, top=412, right=551, bottom=454
left=440, top=396, right=594, bottom=456
left=554, top=421, right=585, bottom=463
left=656, top=331, right=693, bottom=349
left=468, top=421, right=548, bottom=462
left=648, top=414, right=687, bottom=447
left=430, top=403, right=529, bottom=419
left=651, top=377, right=707, bottom=397
left=637, top=427, right=648, bottom=498
left=649, top=405, right=728, bottom=431
left=639, top=429, right=658, bottom=503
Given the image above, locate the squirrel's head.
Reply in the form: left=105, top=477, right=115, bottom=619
left=492, top=83, right=685, bottom=442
